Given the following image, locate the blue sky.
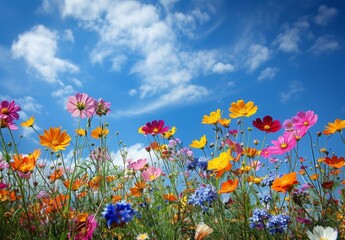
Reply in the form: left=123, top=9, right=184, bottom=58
left=0, top=0, right=344, bottom=163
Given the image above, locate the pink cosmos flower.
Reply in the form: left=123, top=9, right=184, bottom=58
left=0, top=100, right=21, bottom=121
left=1, top=119, right=18, bottom=130
left=291, top=110, right=318, bottom=132
left=74, top=215, right=97, bottom=240
left=282, top=119, right=295, bottom=131
left=260, top=148, right=271, bottom=159
left=141, top=120, right=169, bottom=135
left=141, top=166, right=162, bottom=181
left=96, top=98, right=111, bottom=116
left=267, top=131, right=297, bottom=155
left=250, top=160, right=263, bottom=171
left=127, top=158, right=147, bottom=171
left=66, top=93, right=97, bottom=118
left=0, top=158, right=9, bottom=171
left=0, top=182, right=7, bottom=189
left=18, top=171, right=32, bottom=179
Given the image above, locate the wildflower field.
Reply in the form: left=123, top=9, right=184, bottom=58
left=0, top=94, right=344, bottom=239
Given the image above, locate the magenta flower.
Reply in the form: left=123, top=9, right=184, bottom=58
left=0, top=182, right=7, bottom=189
left=141, top=166, right=162, bottom=181
left=282, top=119, right=295, bottom=131
left=17, top=171, right=32, bottom=179
left=260, top=148, right=271, bottom=159
left=66, top=93, right=97, bottom=118
left=0, top=100, right=21, bottom=121
left=127, top=158, right=147, bottom=171
left=74, top=215, right=97, bottom=240
left=0, top=158, right=9, bottom=171
left=267, top=131, right=297, bottom=155
left=291, top=110, right=318, bottom=132
left=1, top=119, right=18, bottom=130
left=96, top=98, right=111, bottom=116
left=141, top=120, right=169, bottom=135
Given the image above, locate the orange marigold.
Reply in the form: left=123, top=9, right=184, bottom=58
left=323, top=119, right=345, bottom=135
left=229, top=100, right=258, bottom=118
left=39, top=127, right=71, bottom=152
left=324, top=156, right=345, bottom=169
left=218, top=179, right=239, bottom=194
left=10, top=149, right=40, bottom=173
left=272, top=172, right=299, bottom=193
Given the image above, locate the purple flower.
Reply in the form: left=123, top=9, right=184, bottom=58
left=102, top=202, right=136, bottom=228
left=96, top=98, right=111, bottom=116
left=0, top=100, right=21, bottom=121
left=188, top=184, right=217, bottom=210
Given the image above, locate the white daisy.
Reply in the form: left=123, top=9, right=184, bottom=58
left=307, top=225, right=338, bottom=240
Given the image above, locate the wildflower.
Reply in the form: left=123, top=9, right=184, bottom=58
left=73, top=214, right=97, bottom=240
left=252, top=115, right=282, bottom=133
left=91, top=126, right=109, bottom=139
left=282, top=119, right=295, bottom=131
left=141, top=120, right=169, bottom=135
left=88, top=176, right=102, bottom=190
left=249, top=209, right=271, bottom=230
left=66, top=93, right=97, bottom=118
left=141, top=166, right=162, bottom=181
left=163, top=193, right=178, bottom=202
left=250, top=160, right=262, bottom=171
left=202, top=109, right=221, bottom=124
left=207, top=150, right=232, bottom=178
left=20, top=116, right=35, bottom=127
left=218, top=118, right=231, bottom=127
left=323, top=155, right=345, bottom=169
left=194, top=223, right=213, bottom=240
left=102, top=201, right=136, bottom=228
left=292, top=110, right=318, bottom=132
left=90, top=147, right=111, bottom=162
left=0, top=118, right=18, bottom=130
left=307, top=225, right=338, bottom=240
left=129, top=181, right=147, bottom=197
left=267, top=131, right=297, bottom=155
left=162, top=126, right=176, bottom=139
left=262, top=172, right=281, bottom=186
left=218, top=179, right=239, bottom=194
left=127, top=158, right=147, bottom=171
left=259, top=193, right=272, bottom=205
left=266, top=214, right=290, bottom=235
left=48, top=167, right=64, bottom=182
left=76, top=128, right=86, bottom=136
left=188, top=184, right=217, bottom=210
left=39, top=127, right=72, bottom=152
left=323, top=119, right=345, bottom=135
left=271, top=172, right=299, bottom=193
left=0, top=100, right=21, bottom=121
left=10, top=149, right=40, bottom=173
left=96, top=98, right=111, bottom=116
left=195, top=156, right=209, bottom=171
left=229, top=100, right=258, bottom=118
left=321, top=180, right=334, bottom=190
left=189, top=135, right=207, bottom=149
left=63, top=174, right=88, bottom=191
left=244, top=147, right=259, bottom=158
left=136, top=233, right=149, bottom=240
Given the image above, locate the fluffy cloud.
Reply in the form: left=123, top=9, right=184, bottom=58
left=314, top=5, right=339, bottom=26
left=258, top=67, right=279, bottom=81
left=11, top=25, right=79, bottom=84
left=308, top=35, right=341, bottom=54
left=246, top=44, right=270, bottom=71
left=279, top=81, right=305, bottom=103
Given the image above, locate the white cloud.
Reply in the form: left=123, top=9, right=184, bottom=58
left=51, top=85, right=76, bottom=108
left=129, top=89, right=137, bottom=96
left=257, top=67, right=279, bottom=81
left=314, top=5, right=339, bottom=26
left=63, top=29, right=74, bottom=42
left=16, top=96, right=43, bottom=113
left=246, top=44, right=270, bottom=71
left=279, top=81, right=305, bottom=103
left=11, top=25, right=79, bottom=84
left=112, top=143, right=152, bottom=166
left=61, top=0, right=111, bottom=21
left=308, top=35, right=341, bottom=54
left=213, top=62, right=235, bottom=73
left=70, top=78, right=83, bottom=87
left=111, top=55, right=127, bottom=72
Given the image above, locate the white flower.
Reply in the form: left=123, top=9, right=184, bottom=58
left=194, top=223, right=213, bottom=240
left=307, top=225, right=338, bottom=240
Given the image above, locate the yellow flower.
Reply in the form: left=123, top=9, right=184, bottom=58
left=162, top=126, right=176, bottom=139
left=229, top=100, right=258, bottom=118
left=91, top=127, right=109, bottom=139
left=136, top=233, right=149, bottom=240
left=323, top=119, right=345, bottom=135
left=218, top=118, right=231, bottom=127
left=202, top=109, right=221, bottom=124
left=207, top=149, right=233, bottom=178
left=39, top=127, right=72, bottom=152
left=138, top=126, right=145, bottom=134
left=75, top=128, right=86, bottom=136
left=20, top=116, right=35, bottom=127
left=189, top=135, right=207, bottom=149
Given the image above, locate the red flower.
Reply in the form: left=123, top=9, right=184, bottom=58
left=141, top=120, right=169, bottom=135
left=252, top=115, right=282, bottom=133
left=321, top=180, right=334, bottom=190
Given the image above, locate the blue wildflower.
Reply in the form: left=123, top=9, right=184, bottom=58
left=266, top=214, right=290, bottom=235
left=259, top=193, right=272, bottom=205
left=196, top=156, right=209, bottom=171
left=102, top=201, right=136, bottom=228
left=188, top=184, right=217, bottom=210
left=261, top=172, right=282, bottom=186
left=249, top=208, right=271, bottom=230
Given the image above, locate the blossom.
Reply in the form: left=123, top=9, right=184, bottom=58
left=141, top=166, right=162, bottom=181
left=323, top=119, right=345, bottom=135
left=73, top=214, right=97, bottom=240
left=96, top=98, right=111, bottom=116
left=20, top=116, right=35, bottom=127
left=249, top=209, right=271, bottom=230
left=129, top=181, right=147, bottom=197
left=66, top=93, right=97, bottom=118
left=0, top=158, right=9, bottom=171
left=250, top=160, right=262, bottom=171
left=189, top=135, right=207, bottom=149
left=63, top=174, right=88, bottom=191
left=0, top=100, right=21, bottom=121
left=188, top=184, right=217, bottom=209
left=127, top=158, right=147, bottom=171
left=323, top=155, right=345, bottom=169
left=291, top=110, right=318, bottom=133
left=10, top=149, right=40, bottom=173
left=141, top=120, right=169, bottom=135
left=102, top=202, right=136, bottom=228
left=194, top=223, right=213, bottom=240
left=262, top=172, right=281, bottom=186
left=271, top=172, right=299, bottom=193
left=252, top=115, right=282, bottom=133
left=218, top=118, right=231, bottom=127
left=162, top=126, right=177, bottom=139
left=282, top=119, right=295, bottom=131
left=207, top=150, right=232, bottom=178
left=229, top=100, right=258, bottom=118
left=266, top=214, right=290, bottom=235
left=136, top=233, right=149, bottom=240
left=48, top=167, right=64, bottom=182
left=75, top=128, right=86, bottom=136
left=0, top=119, right=18, bottom=130
left=267, top=131, right=297, bottom=155
left=218, top=179, right=239, bottom=194
left=91, top=127, right=109, bottom=139
left=39, top=127, right=72, bottom=152
left=306, top=225, right=338, bottom=240
left=202, top=109, right=221, bottom=124
left=90, top=147, right=111, bottom=162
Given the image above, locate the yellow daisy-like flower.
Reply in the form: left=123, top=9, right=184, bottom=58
left=217, top=118, right=231, bottom=127
left=39, top=127, right=72, bottom=152
left=189, top=135, right=207, bottom=149
left=229, top=100, right=258, bottom=118
left=20, top=116, right=35, bottom=127
left=323, top=119, right=345, bottom=135
left=138, top=126, right=145, bottom=135
left=91, top=127, right=109, bottom=139
left=162, top=126, right=177, bottom=139
left=75, top=128, right=86, bottom=136
left=207, top=149, right=233, bottom=178
left=202, top=109, right=222, bottom=124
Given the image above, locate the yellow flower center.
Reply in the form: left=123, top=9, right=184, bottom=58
left=280, top=143, right=287, bottom=149
left=264, top=125, right=270, bottom=130
left=52, top=140, right=60, bottom=146
left=76, top=102, right=85, bottom=111
left=1, top=108, right=9, bottom=114
left=149, top=175, right=156, bottom=180
left=303, top=121, right=309, bottom=126
left=153, top=128, right=159, bottom=133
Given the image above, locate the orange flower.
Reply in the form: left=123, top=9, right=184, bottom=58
left=229, top=100, right=258, bottom=118
left=244, top=147, right=259, bottom=158
left=194, top=223, right=213, bottom=240
left=10, top=149, right=40, bottom=173
left=106, top=175, right=116, bottom=182
left=189, top=135, right=207, bottom=149
left=129, top=181, right=147, bottom=197
left=310, top=174, right=318, bottom=180
left=272, top=172, right=299, bottom=193
left=218, top=179, right=239, bottom=194
left=88, top=176, right=102, bottom=190
left=323, top=119, right=345, bottom=135
left=0, top=189, right=21, bottom=202
left=91, top=126, right=109, bottom=139
left=207, top=150, right=233, bottom=178
left=112, top=195, right=122, bottom=203
left=202, top=109, right=221, bottom=125
left=39, top=127, right=71, bottom=152
left=63, top=174, right=88, bottom=191
left=323, top=156, right=345, bottom=169
left=43, top=194, right=69, bottom=214
left=163, top=193, right=178, bottom=202
left=77, top=191, right=88, bottom=199
left=48, top=167, right=64, bottom=182
left=217, top=118, right=231, bottom=127
left=75, top=128, right=86, bottom=136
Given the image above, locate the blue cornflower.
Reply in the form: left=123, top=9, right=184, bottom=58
left=249, top=208, right=271, bottom=230
left=266, top=214, right=290, bottom=235
left=259, top=193, right=272, bottom=205
left=102, top=201, right=136, bottom=228
left=186, top=159, right=197, bottom=170
left=261, top=172, right=282, bottom=186
left=196, top=156, right=209, bottom=171
left=188, top=184, right=217, bottom=210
